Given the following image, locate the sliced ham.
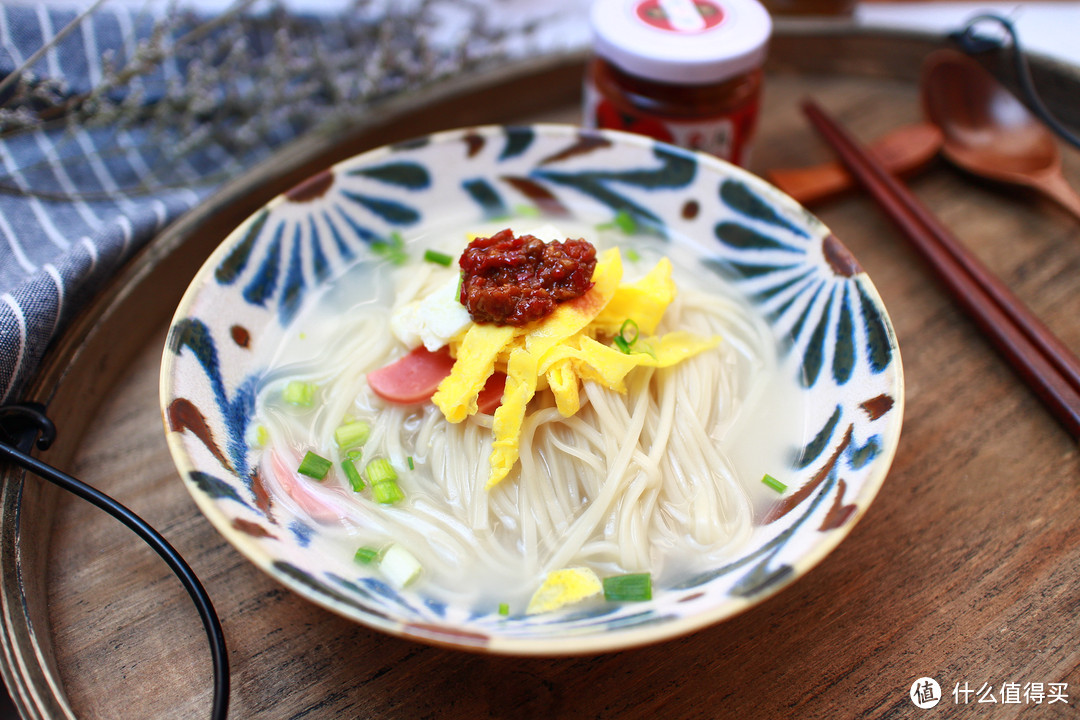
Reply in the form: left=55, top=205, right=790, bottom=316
left=368, top=346, right=457, bottom=405
left=367, top=345, right=505, bottom=413
left=476, top=371, right=507, bottom=414
left=269, top=450, right=347, bottom=524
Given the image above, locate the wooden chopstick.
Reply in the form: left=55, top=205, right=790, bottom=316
left=801, top=99, right=1080, bottom=440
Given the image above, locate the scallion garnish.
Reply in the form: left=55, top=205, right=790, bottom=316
left=613, top=318, right=640, bottom=355
left=283, top=380, right=316, bottom=407
left=334, top=420, right=371, bottom=450
left=602, top=573, right=652, bottom=602
left=625, top=248, right=641, bottom=262
left=379, top=544, right=421, bottom=588
left=366, top=458, right=404, bottom=504
left=498, top=602, right=510, bottom=616
left=513, top=204, right=541, bottom=217
left=636, top=341, right=657, bottom=360
left=597, top=209, right=638, bottom=235
left=354, top=546, right=380, bottom=564
left=762, top=473, right=787, bottom=493
left=407, top=456, right=414, bottom=470
left=423, top=249, right=454, bottom=267
left=365, top=457, right=397, bottom=484
left=342, top=457, right=365, bottom=492
left=297, top=451, right=332, bottom=480
left=372, top=231, right=408, bottom=265
left=372, top=480, right=405, bottom=505
left=614, top=210, right=637, bottom=234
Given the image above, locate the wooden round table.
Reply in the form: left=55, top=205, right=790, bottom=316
left=3, top=27, right=1079, bottom=719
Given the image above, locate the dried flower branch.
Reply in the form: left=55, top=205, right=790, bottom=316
left=0, top=0, right=111, bottom=101
left=0, top=0, right=539, bottom=199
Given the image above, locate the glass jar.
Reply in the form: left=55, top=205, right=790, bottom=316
left=584, top=0, right=772, bottom=167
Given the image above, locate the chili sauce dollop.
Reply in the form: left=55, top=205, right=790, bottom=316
left=458, top=229, right=597, bottom=326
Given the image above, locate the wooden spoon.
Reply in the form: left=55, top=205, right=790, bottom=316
left=766, top=123, right=942, bottom=206
left=920, top=49, right=1080, bottom=221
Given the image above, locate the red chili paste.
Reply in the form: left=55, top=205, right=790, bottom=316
left=458, top=229, right=597, bottom=326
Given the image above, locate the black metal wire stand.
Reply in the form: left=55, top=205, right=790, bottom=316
left=0, top=403, right=230, bottom=720
left=951, top=13, right=1080, bottom=152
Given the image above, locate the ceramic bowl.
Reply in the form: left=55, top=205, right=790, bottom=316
left=161, top=124, right=903, bottom=655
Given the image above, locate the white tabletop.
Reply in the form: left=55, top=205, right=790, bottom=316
left=855, top=2, right=1080, bottom=67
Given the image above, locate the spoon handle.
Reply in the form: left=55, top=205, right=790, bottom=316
left=1035, top=172, right=1080, bottom=223
left=766, top=123, right=941, bottom=206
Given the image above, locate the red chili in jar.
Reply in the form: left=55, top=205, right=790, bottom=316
left=458, top=229, right=597, bottom=327
left=584, top=0, right=772, bottom=167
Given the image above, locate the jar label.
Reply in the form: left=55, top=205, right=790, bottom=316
left=583, top=80, right=758, bottom=166
left=634, top=0, right=726, bottom=34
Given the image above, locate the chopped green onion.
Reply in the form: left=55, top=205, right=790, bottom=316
left=614, top=210, right=637, bottom=234
left=513, top=204, right=541, bottom=217
left=407, top=456, right=415, bottom=470
left=255, top=425, right=269, bottom=447
left=354, top=546, right=380, bottom=564
left=379, top=544, right=421, bottom=588
left=297, top=451, right=332, bottom=480
left=365, top=457, right=397, bottom=485
left=613, top=318, right=640, bottom=355
left=635, top=340, right=657, bottom=360
left=373, top=232, right=408, bottom=265
left=625, top=248, right=641, bottom=262
left=342, top=457, right=365, bottom=492
left=334, top=420, right=371, bottom=450
left=498, top=602, right=510, bottom=616
left=762, top=473, right=787, bottom=493
left=455, top=271, right=465, bottom=302
left=365, top=458, right=404, bottom=504
left=597, top=209, right=638, bottom=235
left=423, top=249, right=454, bottom=267
left=603, top=573, right=652, bottom=602
left=283, top=380, right=316, bottom=407
left=372, top=480, right=405, bottom=505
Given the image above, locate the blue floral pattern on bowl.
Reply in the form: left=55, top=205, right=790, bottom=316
left=161, top=124, right=903, bottom=655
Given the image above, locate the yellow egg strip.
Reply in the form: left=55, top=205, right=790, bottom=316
left=432, top=323, right=518, bottom=422
left=430, top=246, right=720, bottom=490
left=523, top=248, right=622, bottom=358
left=525, top=567, right=602, bottom=614
left=539, top=332, right=721, bottom=394
left=485, top=249, right=622, bottom=488
left=488, top=346, right=539, bottom=488
left=545, top=359, right=581, bottom=417
left=590, top=257, right=675, bottom=336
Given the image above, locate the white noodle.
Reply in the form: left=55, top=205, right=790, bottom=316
left=251, top=243, right=779, bottom=608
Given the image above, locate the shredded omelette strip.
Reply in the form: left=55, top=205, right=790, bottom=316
left=431, top=247, right=720, bottom=488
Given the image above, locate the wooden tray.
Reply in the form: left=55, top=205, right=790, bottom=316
left=4, top=28, right=1080, bottom=719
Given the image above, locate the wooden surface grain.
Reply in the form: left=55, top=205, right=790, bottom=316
left=10, top=34, right=1080, bottom=719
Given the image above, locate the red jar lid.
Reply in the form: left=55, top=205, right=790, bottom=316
left=590, top=0, right=772, bottom=85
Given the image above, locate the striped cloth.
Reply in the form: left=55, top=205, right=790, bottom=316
left=0, top=2, right=572, bottom=405
left=0, top=4, right=213, bottom=403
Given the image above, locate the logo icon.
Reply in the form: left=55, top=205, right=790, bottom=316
left=910, top=677, right=942, bottom=709
left=634, top=0, right=726, bottom=34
